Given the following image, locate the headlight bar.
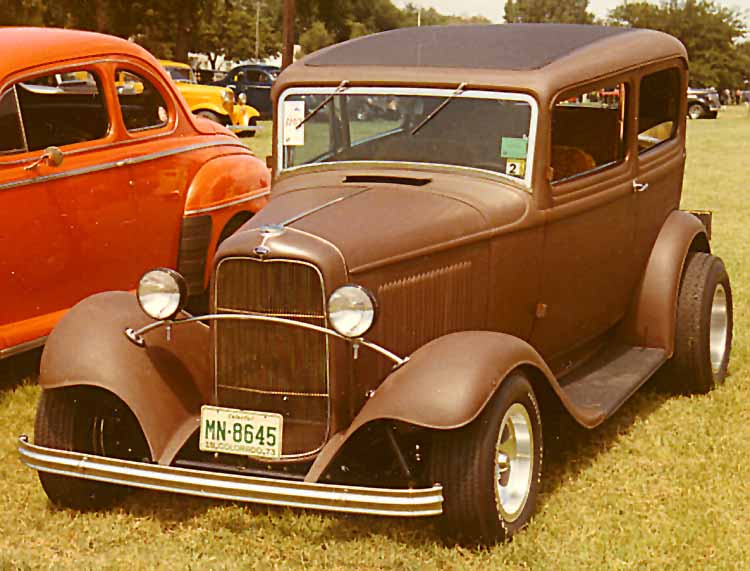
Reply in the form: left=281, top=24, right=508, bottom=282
left=124, top=313, right=407, bottom=366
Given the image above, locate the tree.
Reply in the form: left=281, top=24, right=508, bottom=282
left=504, top=0, right=594, bottom=24
left=608, top=1, right=746, bottom=88
left=299, top=20, right=334, bottom=55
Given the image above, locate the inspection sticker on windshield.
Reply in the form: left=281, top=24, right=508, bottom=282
left=283, top=100, right=305, bottom=146
left=500, top=137, right=528, bottom=159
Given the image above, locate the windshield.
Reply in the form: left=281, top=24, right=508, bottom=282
left=279, top=88, right=536, bottom=184
left=165, top=66, right=196, bottom=84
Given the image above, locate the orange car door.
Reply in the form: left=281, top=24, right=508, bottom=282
left=0, top=67, right=135, bottom=345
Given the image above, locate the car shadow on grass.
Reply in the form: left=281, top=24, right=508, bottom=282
left=0, top=349, right=41, bottom=393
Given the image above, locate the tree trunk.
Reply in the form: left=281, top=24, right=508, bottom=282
left=174, top=0, right=194, bottom=63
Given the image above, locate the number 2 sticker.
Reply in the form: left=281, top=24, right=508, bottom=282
left=506, top=159, right=526, bottom=177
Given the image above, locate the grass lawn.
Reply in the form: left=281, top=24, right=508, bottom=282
left=1, top=107, right=749, bottom=569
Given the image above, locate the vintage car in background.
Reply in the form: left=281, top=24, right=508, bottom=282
left=159, top=60, right=260, bottom=136
left=21, top=25, right=733, bottom=545
left=0, top=27, right=270, bottom=362
left=213, top=64, right=278, bottom=119
left=687, top=87, right=721, bottom=119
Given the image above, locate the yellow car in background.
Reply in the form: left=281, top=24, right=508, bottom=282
left=159, top=60, right=260, bottom=136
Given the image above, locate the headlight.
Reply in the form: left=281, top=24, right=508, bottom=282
left=222, top=89, right=234, bottom=104
left=238, top=92, right=247, bottom=105
left=136, top=268, right=188, bottom=321
left=328, top=285, right=377, bottom=338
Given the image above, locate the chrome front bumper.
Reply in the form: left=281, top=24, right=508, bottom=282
left=18, top=436, right=443, bottom=517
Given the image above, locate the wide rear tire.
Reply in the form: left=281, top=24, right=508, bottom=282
left=430, top=372, right=543, bottom=544
left=34, top=388, right=150, bottom=509
left=671, top=252, right=733, bottom=394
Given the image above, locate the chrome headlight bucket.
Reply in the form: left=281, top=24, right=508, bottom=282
left=328, top=285, right=377, bottom=338
left=136, top=268, right=188, bottom=321
left=222, top=89, right=234, bottom=104
left=237, top=92, right=247, bottom=105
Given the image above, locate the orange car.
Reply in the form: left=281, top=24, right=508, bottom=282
left=0, top=27, right=271, bottom=360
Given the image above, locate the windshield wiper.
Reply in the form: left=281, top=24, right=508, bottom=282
left=410, top=82, right=467, bottom=136
left=295, top=80, right=349, bottom=130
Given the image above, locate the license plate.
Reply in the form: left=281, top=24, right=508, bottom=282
left=199, top=405, right=283, bottom=459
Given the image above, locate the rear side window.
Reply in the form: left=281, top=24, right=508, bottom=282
left=0, top=88, right=26, bottom=154
left=116, top=69, right=169, bottom=132
left=638, top=68, right=680, bottom=152
left=13, top=70, right=109, bottom=151
left=551, top=83, right=628, bottom=183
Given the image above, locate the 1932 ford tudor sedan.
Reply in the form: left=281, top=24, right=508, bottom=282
left=20, top=25, right=734, bottom=544
left=0, top=28, right=270, bottom=361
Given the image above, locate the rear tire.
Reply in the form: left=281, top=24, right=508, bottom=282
left=430, top=372, right=543, bottom=544
left=34, top=388, right=150, bottom=509
left=671, top=253, right=733, bottom=394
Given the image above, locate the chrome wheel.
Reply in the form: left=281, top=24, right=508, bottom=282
left=710, top=284, right=729, bottom=375
left=495, top=402, right=533, bottom=521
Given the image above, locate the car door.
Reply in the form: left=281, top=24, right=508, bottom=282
left=238, top=68, right=273, bottom=117
left=529, top=78, right=638, bottom=369
left=0, top=64, right=134, bottom=344
left=631, top=63, right=685, bottom=274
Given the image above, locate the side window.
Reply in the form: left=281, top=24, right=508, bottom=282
left=551, top=83, right=628, bottom=183
left=13, top=69, right=109, bottom=151
left=116, top=69, right=169, bottom=132
left=638, top=68, right=680, bottom=152
left=0, top=87, right=26, bottom=154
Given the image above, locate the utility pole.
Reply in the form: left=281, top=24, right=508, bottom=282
left=282, top=0, right=295, bottom=70
left=255, top=1, right=260, bottom=60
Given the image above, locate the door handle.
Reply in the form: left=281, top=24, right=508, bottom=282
left=633, top=180, right=649, bottom=193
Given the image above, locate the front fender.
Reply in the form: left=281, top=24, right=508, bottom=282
left=305, top=331, right=557, bottom=482
left=39, top=292, right=211, bottom=465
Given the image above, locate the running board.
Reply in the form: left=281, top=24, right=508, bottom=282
left=17, top=436, right=442, bottom=517
left=559, top=344, right=667, bottom=427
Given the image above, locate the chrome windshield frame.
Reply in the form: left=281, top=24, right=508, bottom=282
left=277, top=86, right=539, bottom=188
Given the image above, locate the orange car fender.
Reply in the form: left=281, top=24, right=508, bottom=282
left=618, top=210, right=710, bottom=354
left=181, top=153, right=271, bottom=290
left=38, top=292, right=211, bottom=466
left=305, top=331, right=561, bottom=482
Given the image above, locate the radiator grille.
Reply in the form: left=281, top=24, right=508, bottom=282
left=214, top=257, right=329, bottom=456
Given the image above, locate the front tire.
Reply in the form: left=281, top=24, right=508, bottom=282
left=430, top=372, right=543, bottom=544
left=688, top=103, right=707, bottom=120
left=34, top=388, right=150, bottom=509
left=671, top=253, right=733, bottom=394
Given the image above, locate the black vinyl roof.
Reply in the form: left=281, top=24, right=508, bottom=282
left=304, top=24, right=636, bottom=71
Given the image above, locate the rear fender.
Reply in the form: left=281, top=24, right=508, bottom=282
left=618, top=210, right=710, bottom=353
left=305, top=331, right=559, bottom=482
left=39, top=292, right=211, bottom=465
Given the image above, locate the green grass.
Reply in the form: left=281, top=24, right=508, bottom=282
left=2, top=107, right=749, bottom=569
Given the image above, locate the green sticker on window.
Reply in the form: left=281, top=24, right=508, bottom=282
left=500, top=137, right=528, bottom=159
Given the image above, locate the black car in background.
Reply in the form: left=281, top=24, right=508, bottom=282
left=213, top=64, right=279, bottom=119
left=687, top=87, right=720, bottom=119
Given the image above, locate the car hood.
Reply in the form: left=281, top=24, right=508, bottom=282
left=227, top=173, right=528, bottom=272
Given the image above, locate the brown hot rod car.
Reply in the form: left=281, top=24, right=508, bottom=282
left=20, top=25, right=733, bottom=544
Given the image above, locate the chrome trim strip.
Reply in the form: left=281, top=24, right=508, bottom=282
left=18, top=436, right=443, bottom=517
left=279, top=187, right=370, bottom=227
left=183, top=189, right=271, bottom=216
left=126, top=313, right=407, bottom=366
left=12, top=86, right=29, bottom=153
left=0, top=141, right=240, bottom=192
left=0, top=336, right=46, bottom=360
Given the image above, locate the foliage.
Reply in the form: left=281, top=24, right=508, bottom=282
left=608, top=1, right=748, bottom=89
left=504, top=0, right=595, bottom=24
left=299, top=21, right=334, bottom=56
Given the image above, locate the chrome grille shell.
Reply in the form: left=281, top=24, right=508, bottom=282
left=213, top=256, right=330, bottom=459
